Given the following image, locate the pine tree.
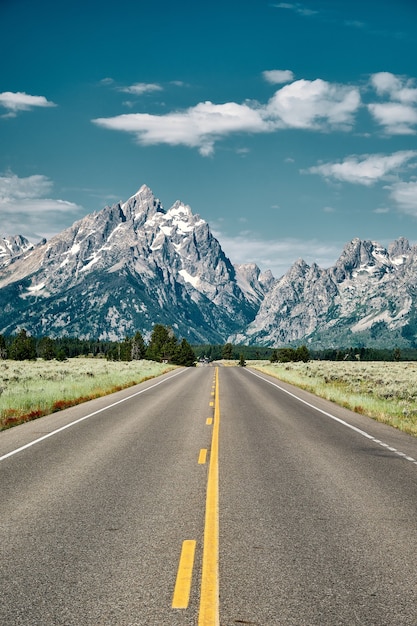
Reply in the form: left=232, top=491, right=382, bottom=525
left=146, top=325, right=177, bottom=362
left=173, top=338, right=196, bottom=366
left=9, top=329, right=36, bottom=360
left=0, top=334, right=7, bottom=359
left=295, top=345, right=310, bottom=362
left=131, top=331, right=146, bottom=360
left=38, top=336, right=56, bottom=360
left=119, top=337, right=133, bottom=361
left=222, top=342, right=233, bottom=359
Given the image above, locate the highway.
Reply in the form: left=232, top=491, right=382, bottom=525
left=1, top=365, right=417, bottom=625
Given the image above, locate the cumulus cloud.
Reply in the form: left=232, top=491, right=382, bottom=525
left=390, top=181, right=417, bottom=216
left=93, top=77, right=361, bottom=155
left=265, top=79, right=360, bottom=130
left=368, top=102, right=417, bottom=135
left=0, top=172, right=84, bottom=240
left=306, top=150, right=417, bottom=186
left=0, top=91, right=56, bottom=118
left=262, top=69, right=295, bottom=84
left=368, top=72, right=417, bottom=134
left=370, top=72, right=417, bottom=104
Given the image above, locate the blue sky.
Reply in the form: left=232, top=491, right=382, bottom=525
left=1, top=0, right=417, bottom=277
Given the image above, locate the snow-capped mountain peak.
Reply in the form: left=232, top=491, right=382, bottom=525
left=230, top=236, right=417, bottom=349
left=0, top=185, right=268, bottom=342
left=0, top=235, right=34, bottom=269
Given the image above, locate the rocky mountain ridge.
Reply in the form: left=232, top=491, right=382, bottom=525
left=1, top=185, right=416, bottom=349
left=230, top=236, right=417, bottom=349
left=0, top=185, right=271, bottom=343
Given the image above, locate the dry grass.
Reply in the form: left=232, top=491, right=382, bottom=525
left=0, top=358, right=177, bottom=430
left=253, top=361, right=417, bottom=437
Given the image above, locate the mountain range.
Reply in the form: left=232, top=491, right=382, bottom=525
left=1, top=184, right=416, bottom=349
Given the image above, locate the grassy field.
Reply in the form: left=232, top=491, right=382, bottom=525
left=253, top=361, right=417, bottom=437
left=2, top=358, right=417, bottom=436
left=0, top=358, right=177, bottom=430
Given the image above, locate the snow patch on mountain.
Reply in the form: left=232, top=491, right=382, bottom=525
left=179, top=269, right=200, bottom=288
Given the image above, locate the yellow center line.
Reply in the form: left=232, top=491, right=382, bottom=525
left=172, top=540, right=197, bottom=609
left=199, top=366, right=220, bottom=625
left=198, top=448, right=208, bottom=464
left=206, top=418, right=213, bottom=426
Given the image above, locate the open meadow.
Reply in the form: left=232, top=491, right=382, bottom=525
left=254, top=361, right=417, bottom=437
left=0, top=358, right=177, bottom=430
left=2, top=358, right=417, bottom=436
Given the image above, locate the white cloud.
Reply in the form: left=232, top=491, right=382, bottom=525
left=213, top=230, right=341, bottom=278
left=93, top=101, right=272, bottom=156
left=390, top=181, right=417, bottom=216
left=0, top=172, right=53, bottom=200
left=368, top=102, right=417, bottom=135
left=265, top=79, right=360, bottom=130
left=119, top=82, right=163, bottom=95
left=306, top=150, right=417, bottom=186
left=370, top=72, right=417, bottom=104
left=368, top=72, right=417, bottom=134
left=93, top=77, right=361, bottom=155
left=0, top=91, right=56, bottom=117
left=262, top=69, right=294, bottom=84
left=0, top=172, right=84, bottom=240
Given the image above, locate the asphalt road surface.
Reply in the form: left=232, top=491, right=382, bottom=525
left=1, top=366, right=417, bottom=625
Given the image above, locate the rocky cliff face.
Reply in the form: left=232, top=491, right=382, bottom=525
left=230, top=237, right=417, bottom=349
left=0, top=235, right=34, bottom=269
left=0, top=185, right=269, bottom=342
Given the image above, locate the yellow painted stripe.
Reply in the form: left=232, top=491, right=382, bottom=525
left=172, top=540, right=196, bottom=609
left=198, top=448, right=208, bottom=464
left=209, top=401, right=214, bottom=407
left=199, top=367, right=220, bottom=625
left=206, top=418, right=213, bottom=425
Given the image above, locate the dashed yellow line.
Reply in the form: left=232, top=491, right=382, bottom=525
left=172, top=540, right=197, bottom=609
left=206, top=418, right=213, bottom=426
left=198, top=448, right=208, bottom=464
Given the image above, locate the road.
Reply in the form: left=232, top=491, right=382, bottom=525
left=1, top=365, right=417, bottom=625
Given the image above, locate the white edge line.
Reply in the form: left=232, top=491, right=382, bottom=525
left=248, top=369, right=417, bottom=465
left=0, top=369, right=186, bottom=462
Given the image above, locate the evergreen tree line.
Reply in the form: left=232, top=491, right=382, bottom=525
left=0, top=329, right=414, bottom=364
left=0, top=326, right=196, bottom=366
left=270, top=346, right=310, bottom=363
